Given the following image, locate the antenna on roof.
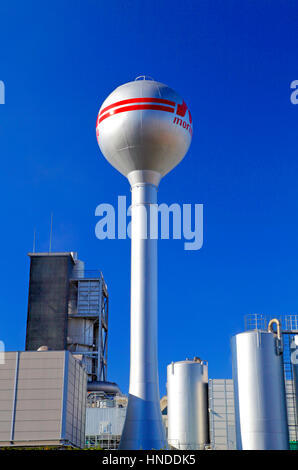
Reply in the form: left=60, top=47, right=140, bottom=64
left=49, top=213, right=53, bottom=253
left=33, top=228, right=36, bottom=253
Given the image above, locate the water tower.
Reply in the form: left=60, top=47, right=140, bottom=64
left=96, top=77, right=193, bottom=449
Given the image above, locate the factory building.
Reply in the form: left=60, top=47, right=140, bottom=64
left=0, top=351, right=87, bottom=448
left=26, top=252, right=109, bottom=383
left=0, top=250, right=119, bottom=449
left=85, top=392, right=128, bottom=449
left=208, top=379, right=236, bottom=450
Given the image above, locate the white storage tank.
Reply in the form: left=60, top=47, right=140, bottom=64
left=167, top=358, right=209, bottom=450
left=231, top=327, right=289, bottom=450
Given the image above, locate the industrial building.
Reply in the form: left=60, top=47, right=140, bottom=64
left=0, top=250, right=118, bottom=449
left=26, top=252, right=109, bottom=383
left=85, top=391, right=128, bottom=449
left=0, top=351, right=87, bottom=448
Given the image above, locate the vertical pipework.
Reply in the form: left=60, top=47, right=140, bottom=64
left=268, top=318, right=282, bottom=340
left=119, top=175, right=166, bottom=450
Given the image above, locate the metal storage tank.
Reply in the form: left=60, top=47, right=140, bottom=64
left=231, top=328, right=289, bottom=450
left=167, top=358, right=209, bottom=450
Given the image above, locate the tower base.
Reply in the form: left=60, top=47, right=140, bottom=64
left=118, top=394, right=167, bottom=450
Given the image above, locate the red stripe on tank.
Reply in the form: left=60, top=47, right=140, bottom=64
left=97, top=104, right=175, bottom=125
left=99, top=97, right=176, bottom=116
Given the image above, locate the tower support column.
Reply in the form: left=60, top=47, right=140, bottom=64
left=119, top=170, right=166, bottom=450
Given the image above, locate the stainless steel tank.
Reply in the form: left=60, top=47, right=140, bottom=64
left=167, top=358, right=209, bottom=450
left=231, top=330, right=289, bottom=450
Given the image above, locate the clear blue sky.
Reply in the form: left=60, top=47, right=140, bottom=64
left=0, top=0, right=298, bottom=396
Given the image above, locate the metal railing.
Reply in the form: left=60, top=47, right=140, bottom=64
left=244, top=313, right=268, bottom=331
left=70, top=270, right=103, bottom=280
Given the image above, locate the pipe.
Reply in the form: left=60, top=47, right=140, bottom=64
left=268, top=318, right=282, bottom=340
left=87, top=381, right=121, bottom=394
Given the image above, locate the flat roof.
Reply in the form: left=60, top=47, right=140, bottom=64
left=28, top=252, right=77, bottom=262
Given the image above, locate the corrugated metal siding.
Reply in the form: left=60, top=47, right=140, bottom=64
left=208, top=379, right=236, bottom=450
left=0, top=351, right=87, bottom=448
left=0, top=352, right=18, bottom=442
left=77, top=280, right=101, bottom=317
left=14, top=354, right=63, bottom=441
left=85, top=407, right=126, bottom=436
left=65, top=353, right=87, bottom=448
left=285, top=380, right=298, bottom=442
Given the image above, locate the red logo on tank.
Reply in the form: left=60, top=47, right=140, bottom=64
left=173, top=100, right=192, bottom=136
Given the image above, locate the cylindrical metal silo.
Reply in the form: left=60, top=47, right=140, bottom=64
left=167, top=358, right=209, bottom=450
left=231, top=330, right=289, bottom=450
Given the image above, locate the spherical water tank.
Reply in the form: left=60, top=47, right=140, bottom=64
left=96, top=77, right=192, bottom=181
left=167, top=359, right=209, bottom=450
left=231, top=330, right=289, bottom=450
